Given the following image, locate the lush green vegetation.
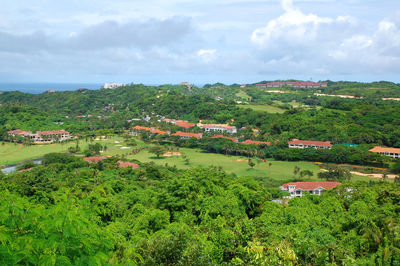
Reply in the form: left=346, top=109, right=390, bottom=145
left=0, top=154, right=399, bottom=264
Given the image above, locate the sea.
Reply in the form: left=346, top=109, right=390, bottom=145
left=0, top=83, right=103, bottom=94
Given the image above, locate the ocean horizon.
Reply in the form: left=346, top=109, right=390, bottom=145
left=0, top=83, right=103, bottom=94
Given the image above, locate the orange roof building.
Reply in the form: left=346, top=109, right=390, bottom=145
left=241, top=139, right=271, bottom=146
left=288, top=139, right=332, bottom=149
left=281, top=181, right=341, bottom=198
left=171, top=131, right=203, bottom=139
left=369, top=146, right=400, bottom=158
left=130, top=125, right=169, bottom=135
left=211, top=135, right=238, bottom=142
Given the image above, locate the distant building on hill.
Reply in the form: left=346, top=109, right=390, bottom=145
left=369, top=146, right=400, bottom=158
left=288, top=139, right=332, bottom=149
left=102, top=83, right=124, bottom=89
left=8, top=129, right=72, bottom=143
left=281, top=181, right=341, bottom=198
left=256, top=81, right=327, bottom=89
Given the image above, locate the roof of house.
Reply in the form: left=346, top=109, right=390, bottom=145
left=174, top=120, right=196, bottom=128
left=118, top=160, right=140, bottom=169
left=171, top=131, right=202, bottom=139
left=211, top=135, right=238, bottom=142
left=288, top=139, right=332, bottom=147
left=132, top=125, right=169, bottom=135
left=369, top=146, right=400, bottom=154
left=241, top=139, right=271, bottom=146
left=83, top=156, right=107, bottom=163
left=37, top=130, right=69, bottom=135
left=281, top=181, right=341, bottom=191
left=8, top=129, right=32, bottom=135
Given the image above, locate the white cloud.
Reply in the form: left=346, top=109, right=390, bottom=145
left=197, top=49, right=217, bottom=62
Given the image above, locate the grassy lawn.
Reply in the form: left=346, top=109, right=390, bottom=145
left=1, top=136, right=378, bottom=184
left=0, top=136, right=129, bottom=165
left=238, top=104, right=285, bottom=114
left=235, top=90, right=252, bottom=101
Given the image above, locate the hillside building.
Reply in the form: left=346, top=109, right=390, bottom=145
left=288, top=139, right=332, bottom=149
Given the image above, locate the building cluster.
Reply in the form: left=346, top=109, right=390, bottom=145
left=280, top=181, right=341, bottom=198
left=102, top=83, right=124, bottom=89
left=198, top=123, right=237, bottom=134
left=8, top=129, right=72, bottom=144
left=129, top=126, right=169, bottom=136
left=256, top=81, right=328, bottom=89
left=287, top=139, right=400, bottom=159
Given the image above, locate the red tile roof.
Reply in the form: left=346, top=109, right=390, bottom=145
left=37, top=130, right=69, bottom=135
left=241, top=139, right=271, bottom=146
left=118, top=160, right=140, bottom=169
left=171, top=131, right=202, bottom=139
left=83, top=156, right=107, bottom=163
left=369, top=146, right=400, bottom=154
left=174, top=120, right=195, bottom=128
left=8, top=129, right=32, bottom=135
left=132, top=126, right=169, bottom=135
left=281, top=181, right=341, bottom=191
left=288, top=139, right=332, bottom=147
left=211, top=135, right=238, bottom=142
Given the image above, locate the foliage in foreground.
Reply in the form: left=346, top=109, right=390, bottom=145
left=0, top=154, right=399, bottom=265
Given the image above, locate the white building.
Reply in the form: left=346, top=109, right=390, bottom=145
left=369, top=146, right=400, bottom=158
left=102, top=83, right=124, bottom=89
left=288, top=139, right=332, bottom=149
left=281, top=182, right=341, bottom=198
left=201, top=124, right=237, bottom=134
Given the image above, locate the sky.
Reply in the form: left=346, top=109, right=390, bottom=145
left=0, top=0, right=399, bottom=85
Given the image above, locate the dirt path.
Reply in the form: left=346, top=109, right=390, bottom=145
left=4, top=144, right=24, bottom=155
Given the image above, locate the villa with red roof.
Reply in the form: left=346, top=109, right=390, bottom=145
left=162, top=118, right=195, bottom=128
left=369, top=146, right=400, bottom=159
left=241, top=139, right=271, bottom=146
left=211, top=135, right=238, bottom=142
left=130, top=125, right=169, bottom=136
left=8, top=129, right=71, bottom=143
left=288, top=139, right=332, bottom=149
left=200, top=124, right=237, bottom=134
left=281, top=181, right=341, bottom=198
left=171, top=131, right=203, bottom=139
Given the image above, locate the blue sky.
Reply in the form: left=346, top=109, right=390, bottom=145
left=0, top=0, right=399, bottom=84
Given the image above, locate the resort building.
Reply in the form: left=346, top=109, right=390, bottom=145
left=281, top=181, right=341, bottom=198
left=211, top=135, right=239, bottom=142
left=240, top=139, right=271, bottom=146
left=171, top=131, right=203, bottom=139
left=129, top=126, right=169, bottom=136
left=8, top=129, right=72, bottom=143
left=200, top=124, right=237, bottom=134
left=288, top=139, right=332, bottom=149
left=369, top=146, right=400, bottom=158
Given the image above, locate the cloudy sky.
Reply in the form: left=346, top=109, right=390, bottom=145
left=0, top=0, right=399, bottom=84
